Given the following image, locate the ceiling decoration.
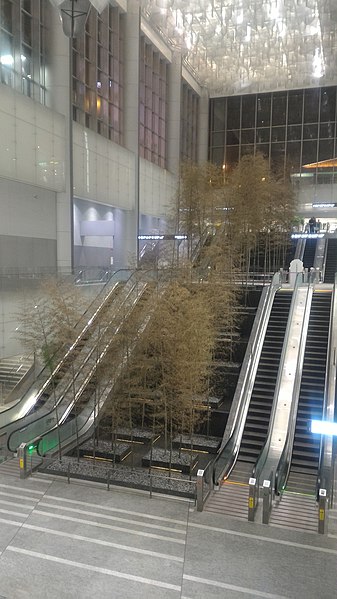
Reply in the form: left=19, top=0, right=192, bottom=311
left=141, top=1, right=337, bottom=96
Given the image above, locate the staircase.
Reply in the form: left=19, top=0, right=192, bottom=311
left=204, top=462, right=251, bottom=519
left=0, top=355, right=33, bottom=401
left=269, top=491, right=318, bottom=533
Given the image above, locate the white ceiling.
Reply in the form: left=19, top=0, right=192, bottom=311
left=141, top=0, right=337, bottom=96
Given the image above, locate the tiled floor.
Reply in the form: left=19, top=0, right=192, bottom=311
left=0, top=472, right=335, bottom=598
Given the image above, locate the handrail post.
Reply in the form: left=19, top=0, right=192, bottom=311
left=262, top=479, right=272, bottom=524
left=196, top=469, right=205, bottom=512
left=318, top=488, right=327, bottom=534
left=18, top=442, right=28, bottom=479
left=248, top=477, right=257, bottom=521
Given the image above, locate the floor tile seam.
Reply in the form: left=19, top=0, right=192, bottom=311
left=188, top=522, right=337, bottom=554
left=19, top=522, right=185, bottom=563
left=0, top=482, right=46, bottom=495
left=6, top=546, right=183, bottom=592
left=0, top=490, right=42, bottom=503
left=31, top=509, right=186, bottom=544
left=182, top=574, right=293, bottom=599
left=37, top=501, right=186, bottom=533
left=42, top=493, right=188, bottom=525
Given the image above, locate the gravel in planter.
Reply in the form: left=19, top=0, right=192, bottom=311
left=42, top=456, right=196, bottom=498
left=172, top=434, right=221, bottom=453
left=142, top=447, right=198, bottom=474
left=79, top=440, right=131, bottom=462
left=113, top=428, right=158, bottom=443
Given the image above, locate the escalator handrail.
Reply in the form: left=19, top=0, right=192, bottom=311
left=6, top=271, right=159, bottom=451
left=211, top=272, right=282, bottom=485
left=0, top=268, right=133, bottom=426
left=316, top=273, right=337, bottom=499
left=270, top=279, right=313, bottom=495
left=35, top=280, right=168, bottom=457
left=252, top=272, right=308, bottom=486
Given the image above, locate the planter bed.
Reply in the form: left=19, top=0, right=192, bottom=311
left=41, top=456, right=196, bottom=499
left=142, top=447, right=198, bottom=474
left=79, top=440, right=131, bottom=463
left=113, top=428, right=158, bottom=444
left=172, top=434, right=221, bottom=454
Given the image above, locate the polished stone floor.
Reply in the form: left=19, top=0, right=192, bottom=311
left=0, top=472, right=335, bottom=598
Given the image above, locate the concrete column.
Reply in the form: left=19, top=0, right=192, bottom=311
left=123, top=0, right=141, bottom=266
left=45, top=6, right=72, bottom=273
left=167, top=51, right=182, bottom=177
left=198, top=87, right=209, bottom=163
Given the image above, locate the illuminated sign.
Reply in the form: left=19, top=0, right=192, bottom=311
left=312, top=203, right=336, bottom=208
left=138, top=234, right=188, bottom=240
left=291, top=233, right=324, bottom=239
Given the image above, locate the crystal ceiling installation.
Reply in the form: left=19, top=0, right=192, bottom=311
left=141, top=1, right=337, bottom=96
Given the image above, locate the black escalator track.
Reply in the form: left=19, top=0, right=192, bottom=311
left=205, top=290, right=293, bottom=518
left=323, top=238, right=337, bottom=283
left=302, top=238, right=317, bottom=270
left=286, top=291, right=331, bottom=495
left=237, top=290, right=293, bottom=465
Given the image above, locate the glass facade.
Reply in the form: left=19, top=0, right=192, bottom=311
left=209, top=87, right=337, bottom=185
left=139, top=37, right=167, bottom=168
left=0, top=0, right=47, bottom=103
left=72, top=5, right=124, bottom=144
left=180, top=82, right=199, bottom=162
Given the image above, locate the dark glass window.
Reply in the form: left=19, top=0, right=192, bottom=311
left=318, top=139, right=334, bottom=162
left=304, top=88, right=319, bottom=123
left=319, top=122, right=335, bottom=139
left=227, top=97, right=241, bottom=129
left=271, top=143, right=285, bottom=167
left=241, top=129, right=255, bottom=144
left=241, top=95, right=256, bottom=128
left=212, top=98, right=226, bottom=131
left=286, top=142, right=301, bottom=170
left=257, top=95, right=270, bottom=127
left=211, top=147, right=224, bottom=165
left=226, top=130, right=240, bottom=145
left=225, top=145, right=239, bottom=165
left=256, top=127, right=270, bottom=143
left=288, top=90, right=303, bottom=125
left=303, top=124, right=318, bottom=139
left=320, top=87, right=336, bottom=122
left=288, top=125, right=302, bottom=141
left=256, top=144, right=269, bottom=159
left=272, top=127, right=285, bottom=142
left=212, top=131, right=225, bottom=146
left=302, top=140, right=318, bottom=165
left=272, top=93, right=287, bottom=125
left=1, top=0, right=12, bottom=32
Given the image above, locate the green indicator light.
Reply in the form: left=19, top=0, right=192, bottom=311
left=27, top=444, right=36, bottom=454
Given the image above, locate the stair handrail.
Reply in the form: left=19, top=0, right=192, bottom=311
left=320, top=233, right=329, bottom=283
left=210, top=271, right=282, bottom=486
left=270, top=278, right=313, bottom=496
left=316, top=272, right=337, bottom=502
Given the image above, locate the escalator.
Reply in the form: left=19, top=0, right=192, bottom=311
left=236, top=290, right=293, bottom=466
left=6, top=277, right=154, bottom=453
left=323, top=238, right=337, bottom=283
left=284, top=291, right=331, bottom=495
left=302, top=238, right=317, bottom=269
left=205, top=288, right=293, bottom=516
